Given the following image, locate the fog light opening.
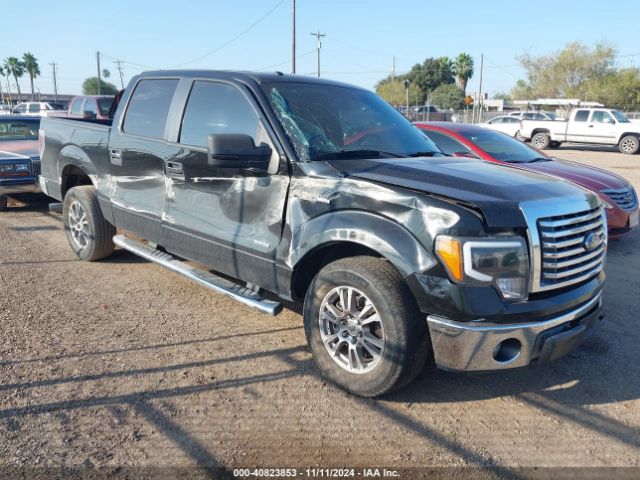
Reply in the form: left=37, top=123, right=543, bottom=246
left=492, top=338, right=522, bottom=364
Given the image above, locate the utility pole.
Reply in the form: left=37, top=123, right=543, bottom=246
left=392, top=56, right=396, bottom=80
left=310, top=30, right=325, bottom=78
left=49, top=62, right=58, bottom=102
left=291, top=0, right=296, bottom=74
left=477, top=53, right=484, bottom=123
left=403, top=79, right=410, bottom=119
left=114, top=60, right=125, bottom=89
left=96, top=51, right=101, bottom=95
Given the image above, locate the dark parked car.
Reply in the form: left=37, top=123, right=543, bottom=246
left=39, top=71, right=605, bottom=397
left=0, top=116, right=41, bottom=210
left=416, top=122, right=639, bottom=238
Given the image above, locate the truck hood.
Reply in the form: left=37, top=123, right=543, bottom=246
left=326, top=156, right=592, bottom=228
left=522, top=159, right=630, bottom=191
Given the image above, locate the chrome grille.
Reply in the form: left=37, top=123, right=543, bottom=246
left=537, top=206, right=606, bottom=289
left=601, top=187, right=638, bottom=211
left=31, top=161, right=41, bottom=176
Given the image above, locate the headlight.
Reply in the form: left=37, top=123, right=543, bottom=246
left=14, top=164, right=29, bottom=173
left=435, top=235, right=529, bottom=300
left=0, top=165, right=13, bottom=173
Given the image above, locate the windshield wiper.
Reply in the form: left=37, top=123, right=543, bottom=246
left=405, top=151, right=440, bottom=157
left=312, top=149, right=405, bottom=161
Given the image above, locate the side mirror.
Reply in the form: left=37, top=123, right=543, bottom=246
left=207, top=133, right=271, bottom=170
left=83, top=110, right=97, bottom=119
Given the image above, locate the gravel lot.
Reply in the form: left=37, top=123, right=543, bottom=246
left=1, top=147, right=639, bottom=479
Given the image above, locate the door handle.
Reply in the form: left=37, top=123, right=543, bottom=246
left=588, top=125, right=594, bottom=128
left=110, top=149, right=122, bottom=166
left=166, top=161, right=184, bottom=175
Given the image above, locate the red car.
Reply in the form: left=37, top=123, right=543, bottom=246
left=415, top=122, right=639, bottom=238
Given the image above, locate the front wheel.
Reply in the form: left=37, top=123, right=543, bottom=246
left=303, top=256, right=429, bottom=397
left=63, top=185, right=115, bottom=261
left=619, top=135, right=640, bottom=154
left=531, top=132, right=551, bottom=150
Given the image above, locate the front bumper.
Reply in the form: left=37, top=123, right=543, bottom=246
left=0, top=178, right=40, bottom=195
left=427, top=292, right=603, bottom=371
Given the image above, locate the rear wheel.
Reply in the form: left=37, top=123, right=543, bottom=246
left=63, top=185, right=115, bottom=261
left=531, top=132, right=551, bottom=150
left=0, top=195, right=7, bottom=211
left=303, top=256, right=429, bottom=397
left=619, top=135, right=640, bottom=154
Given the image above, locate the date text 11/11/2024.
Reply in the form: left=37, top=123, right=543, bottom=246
left=232, top=468, right=401, bottom=478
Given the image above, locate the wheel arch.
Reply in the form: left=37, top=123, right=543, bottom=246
left=618, top=132, right=640, bottom=143
left=288, top=210, right=436, bottom=301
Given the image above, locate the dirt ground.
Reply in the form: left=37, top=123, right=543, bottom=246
left=1, top=147, right=639, bottom=479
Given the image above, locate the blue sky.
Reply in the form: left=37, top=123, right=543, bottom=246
left=3, top=0, right=639, bottom=97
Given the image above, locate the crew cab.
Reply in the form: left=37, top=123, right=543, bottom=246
left=520, top=108, right=640, bottom=154
left=39, top=71, right=606, bottom=397
left=0, top=116, right=41, bottom=210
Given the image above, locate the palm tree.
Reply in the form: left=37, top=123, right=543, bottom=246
left=22, top=52, right=40, bottom=101
left=0, top=66, right=12, bottom=105
left=3, top=57, right=24, bottom=102
left=453, top=53, right=474, bottom=93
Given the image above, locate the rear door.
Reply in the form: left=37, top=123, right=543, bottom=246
left=162, top=78, right=290, bottom=290
left=108, top=77, right=180, bottom=245
left=565, top=109, right=591, bottom=142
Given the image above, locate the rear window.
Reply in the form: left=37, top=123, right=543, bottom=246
left=70, top=98, right=84, bottom=115
left=0, top=119, right=40, bottom=140
left=123, top=79, right=179, bottom=139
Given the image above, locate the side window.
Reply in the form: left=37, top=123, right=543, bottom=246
left=28, top=103, right=41, bottom=113
left=14, top=104, right=27, bottom=113
left=84, top=99, right=97, bottom=115
left=180, top=81, right=261, bottom=148
left=506, top=117, right=520, bottom=123
left=70, top=99, right=84, bottom=115
left=123, top=79, right=179, bottom=139
left=422, top=130, right=471, bottom=155
left=574, top=110, right=590, bottom=122
left=591, top=111, right=614, bottom=123
left=490, top=117, right=503, bottom=124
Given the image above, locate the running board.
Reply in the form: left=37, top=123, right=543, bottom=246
left=113, top=235, right=283, bottom=316
left=49, top=202, right=63, bottom=213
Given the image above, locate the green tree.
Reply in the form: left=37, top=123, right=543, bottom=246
left=3, top=57, right=24, bottom=102
left=511, top=41, right=616, bottom=99
left=82, top=77, right=118, bottom=95
left=376, top=78, right=424, bottom=106
left=453, top=53, right=474, bottom=93
left=585, top=68, right=640, bottom=110
left=430, top=84, right=465, bottom=110
left=403, top=57, right=455, bottom=102
left=22, top=52, right=40, bottom=101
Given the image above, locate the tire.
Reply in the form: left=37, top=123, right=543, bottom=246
left=549, top=141, right=561, bottom=149
left=303, top=256, right=429, bottom=397
left=619, top=135, right=640, bottom=155
left=531, top=132, right=551, bottom=150
left=514, top=130, right=524, bottom=142
left=63, top=185, right=115, bottom=261
left=0, top=195, right=7, bottom=211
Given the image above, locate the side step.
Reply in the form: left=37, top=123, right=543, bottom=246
left=49, top=202, right=63, bottom=213
left=113, top=235, right=283, bottom=316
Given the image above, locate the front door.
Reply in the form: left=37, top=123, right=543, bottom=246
left=585, top=110, right=618, bottom=145
left=108, top=78, right=180, bottom=244
left=162, top=79, right=290, bottom=291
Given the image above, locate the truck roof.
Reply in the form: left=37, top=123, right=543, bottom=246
left=137, top=70, right=365, bottom=90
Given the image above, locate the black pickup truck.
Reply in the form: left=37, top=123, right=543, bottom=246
left=39, top=71, right=606, bottom=397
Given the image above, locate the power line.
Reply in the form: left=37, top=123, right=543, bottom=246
left=257, top=48, right=315, bottom=71
left=114, top=60, right=125, bottom=89
left=167, top=0, right=286, bottom=69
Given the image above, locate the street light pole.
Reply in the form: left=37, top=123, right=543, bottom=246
left=96, top=51, right=101, bottom=95
left=403, top=79, right=410, bottom=119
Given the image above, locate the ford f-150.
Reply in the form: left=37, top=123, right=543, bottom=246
left=38, top=71, right=606, bottom=397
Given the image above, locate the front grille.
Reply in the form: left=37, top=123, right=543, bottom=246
left=601, top=187, right=638, bottom=211
left=31, top=161, right=41, bottom=176
left=537, top=206, right=606, bottom=289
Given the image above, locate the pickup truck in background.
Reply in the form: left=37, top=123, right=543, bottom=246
left=39, top=71, right=606, bottom=397
left=520, top=107, right=640, bottom=154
